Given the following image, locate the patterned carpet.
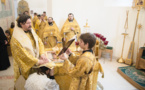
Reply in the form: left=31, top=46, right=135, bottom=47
left=118, top=66, right=145, bottom=90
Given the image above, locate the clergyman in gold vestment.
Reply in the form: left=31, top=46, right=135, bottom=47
left=9, top=22, right=15, bottom=37
left=10, top=15, right=49, bottom=82
left=59, top=33, right=104, bottom=90
left=38, top=15, right=47, bottom=40
left=34, top=15, right=41, bottom=35
left=60, top=13, right=81, bottom=50
left=32, top=13, right=38, bottom=28
left=43, top=11, right=48, bottom=21
left=42, top=17, right=61, bottom=48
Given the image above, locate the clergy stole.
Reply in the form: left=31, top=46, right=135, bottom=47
left=11, top=23, right=45, bottom=82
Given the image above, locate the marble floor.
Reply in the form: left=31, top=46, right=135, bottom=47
left=98, top=57, right=138, bottom=90
left=0, top=56, right=138, bottom=90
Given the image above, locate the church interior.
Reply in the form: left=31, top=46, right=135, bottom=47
left=0, top=0, right=145, bottom=90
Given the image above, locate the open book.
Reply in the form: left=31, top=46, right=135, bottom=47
left=57, top=36, right=76, bottom=56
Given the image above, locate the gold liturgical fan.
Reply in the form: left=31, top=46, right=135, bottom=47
left=125, top=6, right=142, bottom=65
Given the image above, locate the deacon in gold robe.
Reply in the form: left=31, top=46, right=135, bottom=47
left=10, top=15, right=49, bottom=82
left=32, top=13, right=38, bottom=28
left=42, top=17, right=61, bottom=48
left=35, top=15, right=41, bottom=35
left=43, top=11, right=48, bottom=21
left=9, top=22, right=15, bottom=37
left=59, top=33, right=104, bottom=90
left=38, top=15, right=47, bottom=40
left=60, top=13, right=81, bottom=50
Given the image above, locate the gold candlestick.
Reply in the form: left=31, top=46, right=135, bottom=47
left=117, top=10, right=129, bottom=63
left=84, top=19, right=90, bottom=33
left=117, top=33, right=128, bottom=63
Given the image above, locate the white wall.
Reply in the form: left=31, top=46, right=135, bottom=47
left=51, top=0, right=145, bottom=63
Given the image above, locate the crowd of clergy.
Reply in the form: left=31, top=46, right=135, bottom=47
left=0, top=10, right=103, bottom=90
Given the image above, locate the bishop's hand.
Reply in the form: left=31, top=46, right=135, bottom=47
left=38, top=59, right=49, bottom=65
left=65, top=49, right=72, bottom=56
left=40, top=54, right=48, bottom=61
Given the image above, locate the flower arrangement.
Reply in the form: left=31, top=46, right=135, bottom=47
left=94, top=33, right=109, bottom=50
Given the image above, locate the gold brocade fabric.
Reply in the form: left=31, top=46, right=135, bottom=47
left=42, top=22, right=61, bottom=48
left=54, top=52, right=104, bottom=90
left=10, top=32, right=45, bottom=82
left=54, top=63, right=72, bottom=90
left=9, top=28, right=14, bottom=37
left=35, top=19, right=41, bottom=35
left=32, top=16, right=38, bottom=28
left=60, top=18, right=81, bottom=48
left=38, top=21, right=46, bottom=40
left=44, top=16, right=48, bottom=21
left=11, top=37, right=38, bottom=82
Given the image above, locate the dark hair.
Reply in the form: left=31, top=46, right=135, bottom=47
left=10, top=22, right=15, bottom=28
left=18, top=14, right=22, bottom=16
left=23, top=11, right=29, bottom=15
left=5, top=30, right=10, bottom=35
left=43, top=11, right=46, bottom=13
left=34, top=13, right=37, bottom=15
left=37, top=15, right=41, bottom=17
left=68, top=13, right=74, bottom=17
left=37, top=66, right=50, bottom=77
left=17, top=15, right=31, bottom=28
left=48, top=17, right=53, bottom=20
left=80, top=33, right=96, bottom=49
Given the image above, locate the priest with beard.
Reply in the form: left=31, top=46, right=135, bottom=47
left=10, top=15, right=49, bottom=82
left=42, top=17, right=61, bottom=48
left=60, top=13, right=81, bottom=50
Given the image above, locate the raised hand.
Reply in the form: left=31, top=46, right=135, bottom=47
left=65, top=48, right=72, bottom=55
left=5, top=40, right=8, bottom=45
left=40, top=54, right=47, bottom=60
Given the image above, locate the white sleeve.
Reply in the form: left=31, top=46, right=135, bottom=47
left=45, top=79, right=59, bottom=90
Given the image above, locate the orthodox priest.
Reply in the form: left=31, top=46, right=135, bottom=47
left=38, top=15, right=47, bottom=40
left=10, top=15, right=49, bottom=82
left=60, top=13, right=81, bottom=50
left=42, top=17, right=61, bottom=48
